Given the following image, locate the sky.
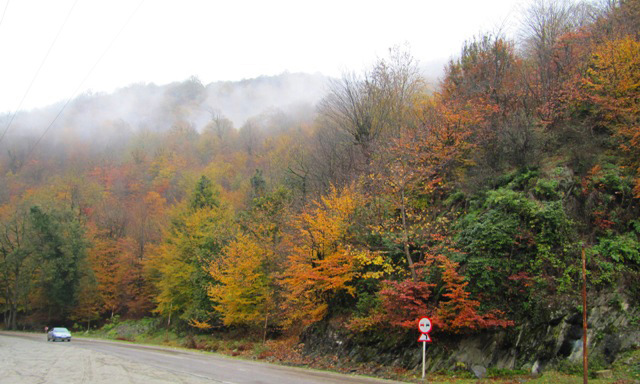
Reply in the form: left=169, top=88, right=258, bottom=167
left=0, top=0, right=526, bottom=114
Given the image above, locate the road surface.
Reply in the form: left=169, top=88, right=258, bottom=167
left=0, top=332, right=404, bottom=384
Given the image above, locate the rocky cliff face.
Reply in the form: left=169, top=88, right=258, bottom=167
left=302, top=293, right=639, bottom=375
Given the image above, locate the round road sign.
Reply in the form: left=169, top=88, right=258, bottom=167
left=418, top=317, right=432, bottom=334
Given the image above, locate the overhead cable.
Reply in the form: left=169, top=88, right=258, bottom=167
left=0, top=0, right=79, bottom=146
left=25, top=0, right=145, bottom=160
left=0, top=0, right=10, bottom=30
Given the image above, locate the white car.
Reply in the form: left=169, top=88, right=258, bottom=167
left=47, top=327, right=72, bottom=342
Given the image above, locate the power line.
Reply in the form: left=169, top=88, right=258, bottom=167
left=0, top=0, right=9, bottom=30
left=25, top=0, right=145, bottom=161
left=0, top=0, right=79, bottom=146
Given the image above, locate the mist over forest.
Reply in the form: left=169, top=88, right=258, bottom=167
left=0, top=72, right=329, bottom=153
left=0, top=0, right=639, bottom=380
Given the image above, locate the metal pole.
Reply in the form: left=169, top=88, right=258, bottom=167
left=422, top=342, right=426, bottom=380
left=582, top=245, right=588, bottom=384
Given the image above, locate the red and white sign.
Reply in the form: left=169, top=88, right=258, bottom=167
left=418, top=316, right=432, bottom=343
left=418, top=317, right=432, bottom=334
left=417, top=316, right=433, bottom=379
left=417, top=333, right=431, bottom=342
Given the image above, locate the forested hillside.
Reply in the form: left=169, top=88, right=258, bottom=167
left=1, top=0, right=639, bottom=374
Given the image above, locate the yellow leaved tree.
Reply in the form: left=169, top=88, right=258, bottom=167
left=208, top=188, right=290, bottom=340
left=208, top=234, right=271, bottom=326
left=146, top=176, right=235, bottom=328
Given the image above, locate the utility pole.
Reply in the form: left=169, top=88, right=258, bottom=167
left=582, top=245, right=588, bottom=384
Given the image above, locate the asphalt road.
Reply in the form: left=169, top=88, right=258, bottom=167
left=0, top=332, right=405, bottom=384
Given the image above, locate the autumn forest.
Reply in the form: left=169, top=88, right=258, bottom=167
left=0, top=0, right=639, bottom=369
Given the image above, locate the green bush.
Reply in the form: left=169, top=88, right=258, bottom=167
left=99, top=317, right=163, bottom=341
left=494, top=167, right=540, bottom=190
left=592, top=164, right=633, bottom=196
left=534, top=178, right=560, bottom=200
left=456, top=183, right=577, bottom=314
left=593, top=233, right=640, bottom=265
left=590, top=232, right=640, bottom=285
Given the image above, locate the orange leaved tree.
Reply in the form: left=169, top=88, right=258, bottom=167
left=582, top=37, right=640, bottom=197
left=425, top=252, right=513, bottom=333
left=280, top=185, right=361, bottom=331
left=354, top=248, right=513, bottom=334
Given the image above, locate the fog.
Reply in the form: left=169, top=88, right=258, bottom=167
left=0, top=72, right=330, bottom=157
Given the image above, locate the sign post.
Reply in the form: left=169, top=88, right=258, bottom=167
left=418, top=317, right=432, bottom=380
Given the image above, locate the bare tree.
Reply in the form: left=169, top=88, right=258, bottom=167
left=519, top=0, right=597, bottom=100
left=318, top=46, right=422, bottom=164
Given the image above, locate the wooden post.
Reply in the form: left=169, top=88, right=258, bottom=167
left=582, top=245, right=588, bottom=384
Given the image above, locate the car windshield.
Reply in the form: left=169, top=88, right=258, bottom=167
left=53, top=328, right=69, bottom=333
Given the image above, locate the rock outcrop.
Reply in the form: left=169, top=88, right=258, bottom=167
left=302, top=293, right=639, bottom=375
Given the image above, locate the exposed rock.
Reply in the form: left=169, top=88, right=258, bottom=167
left=471, top=365, right=487, bottom=379
left=594, top=369, right=613, bottom=379
left=301, top=292, right=639, bottom=377
left=601, top=334, right=621, bottom=364
left=531, top=360, right=541, bottom=375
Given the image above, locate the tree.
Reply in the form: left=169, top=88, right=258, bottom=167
left=351, top=244, right=513, bottom=333
left=519, top=0, right=594, bottom=105
left=129, top=191, right=167, bottom=260
left=148, top=176, right=234, bottom=327
left=582, top=37, right=640, bottom=196
left=367, top=92, right=479, bottom=282
left=441, top=33, right=535, bottom=170
left=318, top=47, right=422, bottom=167
left=427, top=252, right=513, bottom=333
left=0, top=206, right=36, bottom=329
left=190, top=175, right=217, bottom=210
left=87, top=228, right=129, bottom=318
left=29, top=206, right=89, bottom=322
left=209, top=188, right=291, bottom=338
left=70, top=272, right=101, bottom=331
left=208, top=234, right=272, bottom=329
left=281, top=185, right=361, bottom=330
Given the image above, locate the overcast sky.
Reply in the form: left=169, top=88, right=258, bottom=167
left=0, top=0, right=525, bottom=114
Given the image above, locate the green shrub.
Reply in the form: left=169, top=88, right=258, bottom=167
left=494, top=167, right=540, bottom=190
left=593, top=233, right=640, bottom=265
left=534, top=178, right=560, bottom=200
left=354, top=292, right=380, bottom=317
left=592, top=164, right=633, bottom=196
left=456, top=184, right=577, bottom=314
left=590, top=232, right=640, bottom=285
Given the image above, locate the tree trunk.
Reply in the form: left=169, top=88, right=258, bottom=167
left=9, top=305, right=17, bottom=330
left=263, top=313, right=269, bottom=344
left=401, top=189, right=417, bottom=281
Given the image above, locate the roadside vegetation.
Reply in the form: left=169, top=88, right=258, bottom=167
left=71, top=316, right=639, bottom=383
left=2, top=0, right=639, bottom=380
